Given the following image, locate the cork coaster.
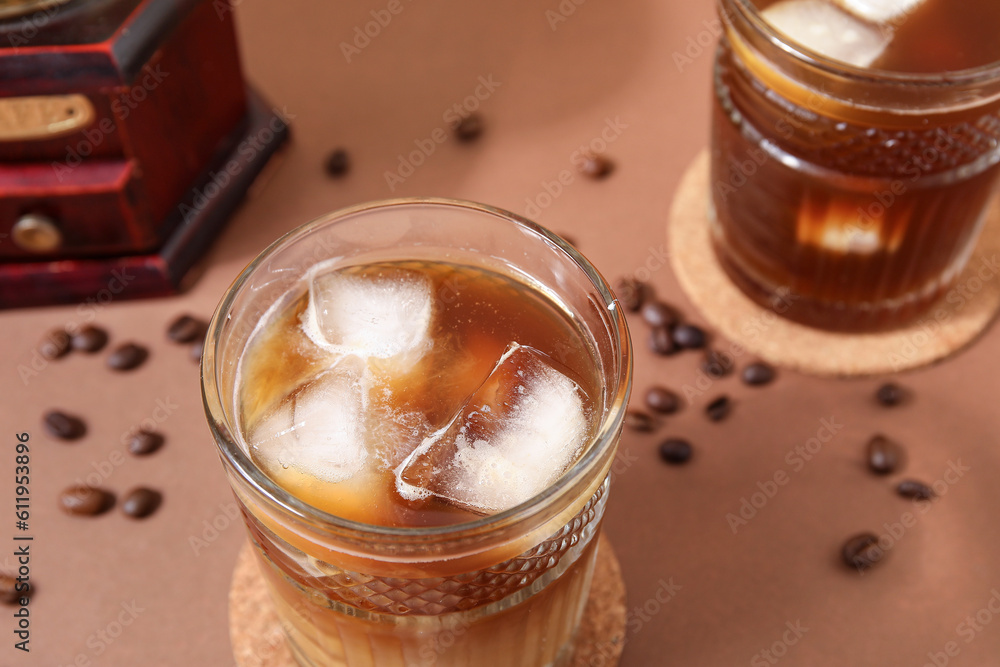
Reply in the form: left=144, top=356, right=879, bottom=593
left=229, top=532, right=626, bottom=667
left=668, top=150, right=1000, bottom=376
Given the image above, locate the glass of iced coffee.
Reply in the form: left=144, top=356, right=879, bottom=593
left=202, top=198, right=632, bottom=666
left=711, top=0, right=1000, bottom=331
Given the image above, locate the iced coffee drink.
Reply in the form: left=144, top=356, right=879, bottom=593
left=202, top=199, right=631, bottom=666
left=711, top=0, right=1000, bottom=331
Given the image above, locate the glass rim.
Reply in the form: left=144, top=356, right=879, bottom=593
left=201, top=196, right=633, bottom=541
left=725, top=0, right=1000, bottom=86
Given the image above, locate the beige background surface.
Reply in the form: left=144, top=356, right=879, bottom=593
left=2, top=0, right=1000, bottom=665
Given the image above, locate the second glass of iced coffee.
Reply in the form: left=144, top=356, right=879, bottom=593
left=202, top=198, right=632, bottom=666
left=711, top=0, right=1000, bottom=331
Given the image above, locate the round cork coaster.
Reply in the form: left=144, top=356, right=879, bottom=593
left=668, top=150, right=1000, bottom=376
left=228, top=532, right=626, bottom=667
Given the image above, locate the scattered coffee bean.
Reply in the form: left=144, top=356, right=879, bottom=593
left=897, top=479, right=934, bottom=501
left=40, top=329, right=71, bottom=360
left=166, top=314, right=207, bottom=344
left=876, top=382, right=906, bottom=407
left=645, top=386, right=680, bottom=415
left=43, top=410, right=86, bottom=440
left=613, top=277, right=645, bottom=312
left=128, top=430, right=164, bottom=456
left=107, top=342, right=148, bottom=371
left=624, top=410, right=656, bottom=432
left=121, top=487, right=162, bottom=519
left=650, top=326, right=679, bottom=356
left=672, top=323, right=707, bottom=349
left=452, top=113, right=483, bottom=142
left=0, top=573, right=19, bottom=604
left=741, top=362, right=775, bottom=386
left=842, top=532, right=884, bottom=571
left=641, top=301, right=678, bottom=329
left=58, top=486, right=114, bottom=516
left=579, top=154, right=613, bottom=179
left=702, top=349, right=734, bottom=379
left=705, top=395, right=732, bottom=422
left=323, top=148, right=350, bottom=177
left=70, top=325, right=109, bottom=353
left=190, top=338, right=205, bottom=364
left=866, top=434, right=903, bottom=475
left=658, top=438, right=693, bottom=465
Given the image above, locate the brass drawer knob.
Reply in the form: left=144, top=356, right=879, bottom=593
left=12, top=213, right=62, bottom=252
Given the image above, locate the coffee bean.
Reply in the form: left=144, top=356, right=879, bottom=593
left=323, top=148, right=350, bottom=177
left=43, top=410, right=86, bottom=440
left=128, top=430, right=164, bottom=456
left=705, top=395, right=732, bottom=422
left=897, top=479, right=934, bottom=501
left=741, top=361, right=775, bottom=386
left=624, top=410, right=656, bottom=432
left=40, top=329, right=71, bottom=360
left=453, top=114, right=483, bottom=142
left=613, top=277, right=645, bottom=312
left=0, top=573, right=19, bottom=604
left=876, top=382, right=906, bottom=407
left=107, top=342, right=148, bottom=371
left=645, top=386, right=680, bottom=415
left=702, top=349, right=734, bottom=379
left=58, top=486, right=113, bottom=516
left=658, top=438, right=693, bottom=465
left=70, top=325, right=108, bottom=353
left=842, top=532, right=884, bottom=571
left=166, top=314, right=207, bottom=344
left=579, top=154, right=613, bottom=179
left=650, top=326, right=679, bottom=356
left=866, top=434, right=903, bottom=475
left=672, top=323, right=707, bottom=349
left=641, top=301, right=678, bottom=329
left=121, top=488, right=162, bottom=519
left=190, top=338, right=205, bottom=364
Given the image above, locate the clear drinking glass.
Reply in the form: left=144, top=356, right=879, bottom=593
left=711, top=0, right=1000, bottom=331
left=201, top=198, right=632, bottom=666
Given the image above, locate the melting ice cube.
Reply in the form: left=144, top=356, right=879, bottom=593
left=302, top=263, right=433, bottom=369
left=831, top=0, right=926, bottom=24
left=395, top=343, right=591, bottom=515
left=762, top=0, right=892, bottom=68
left=249, top=358, right=369, bottom=484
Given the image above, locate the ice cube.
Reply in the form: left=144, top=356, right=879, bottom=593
left=831, top=0, right=925, bottom=24
left=249, top=358, right=369, bottom=484
left=762, top=0, right=892, bottom=68
left=795, top=194, right=907, bottom=254
left=302, top=264, right=433, bottom=369
left=395, top=343, right=591, bottom=515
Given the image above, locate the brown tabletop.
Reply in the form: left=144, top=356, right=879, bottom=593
left=4, top=1, right=1000, bottom=665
